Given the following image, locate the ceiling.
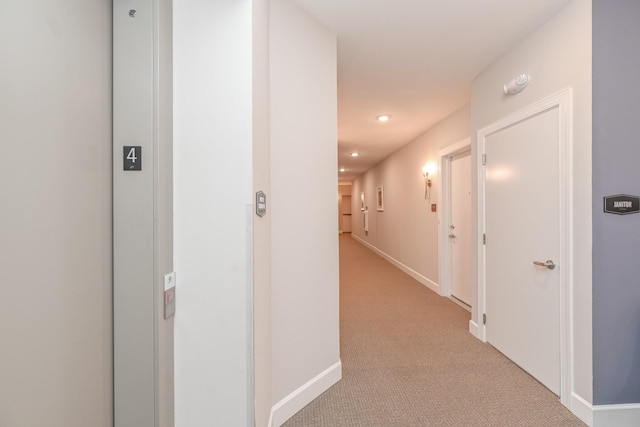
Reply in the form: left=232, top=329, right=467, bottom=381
left=290, top=0, right=573, bottom=183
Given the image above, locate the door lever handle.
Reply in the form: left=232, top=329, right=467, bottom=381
left=448, top=233, right=456, bottom=238
left=533, top=260, right=556, bottom=270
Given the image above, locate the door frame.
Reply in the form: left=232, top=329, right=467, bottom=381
left=438, top=137, right=471, bottom=305
left=476, top=88, right=573, bottom=407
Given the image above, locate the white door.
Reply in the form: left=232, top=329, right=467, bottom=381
left=484, top=107, right=561, bottom=395
left=450, top=152, right=472, bottom=306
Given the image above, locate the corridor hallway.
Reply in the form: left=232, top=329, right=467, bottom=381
left=283, top=234, right=585, bottom=426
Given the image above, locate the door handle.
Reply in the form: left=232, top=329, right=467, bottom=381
left=448, top=233, right=456, bottom=238
left=533, top=260, right=556, bottom=270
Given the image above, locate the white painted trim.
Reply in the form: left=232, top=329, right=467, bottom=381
left=246, top=206, right=255, bottom=425
left=437, top=138, right=472, bottom=299
left=476, top=115, right=487, bottom=344
left=571, top=392, right=640, bottom=427
left=593, top=402, right=640, bottom=427
left=439, top=138, right=472, bottom=157
left=468, top=320, right=479, bottom=339
left=476, top=88, right=574, bottom=408
left=269, top=361, right=342, bottom=427
left=571, top=393, right=593, bottom=426
left=352, top=234, right=440, bottom=294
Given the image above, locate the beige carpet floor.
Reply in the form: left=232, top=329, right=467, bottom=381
left=282, top=234, right=586, bottom=427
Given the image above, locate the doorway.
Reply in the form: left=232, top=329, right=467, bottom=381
left=477, top=89, right=573, bottom=405
left=438, top=138, right=473, bottom=312
left=450, top=151, right=472, bottom=306
left=342, top=195, right=353, bottom=233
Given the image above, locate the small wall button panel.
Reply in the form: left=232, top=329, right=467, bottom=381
left=164, top=272, right=176, bottom=319
left=256, top=191, right=267, bottom=217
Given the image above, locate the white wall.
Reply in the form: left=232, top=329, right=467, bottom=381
left=352, top=106, right=470, bottom=290
left=174, top=1, right=337, bottom=425
left=252, top=0, right=272, bottom=425
left=470, top=0, right=592, bottom=405
left=270, top=0, right=341, bottom=424
left=174, top=1, right=256, bottom=425
left=0, top=1, right=113, bottom=426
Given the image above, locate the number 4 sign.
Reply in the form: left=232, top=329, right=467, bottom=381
left=123, top=146, right=142, bottom=171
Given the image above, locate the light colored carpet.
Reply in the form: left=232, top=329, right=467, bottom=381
left=282, top=234, right=586, bottom=427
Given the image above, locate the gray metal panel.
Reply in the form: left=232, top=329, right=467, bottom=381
left=154, top=2, right=175, bottom=425
left=0, top=1, right=113, bottom=426
left=113, top=0, right=173, bottom=425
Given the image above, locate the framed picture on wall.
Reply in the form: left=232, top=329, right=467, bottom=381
left=376, top=186, right=384, bottom=211
left=360, top=192, right=366, bottom=211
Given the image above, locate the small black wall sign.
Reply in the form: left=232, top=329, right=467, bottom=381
left=123, top=146, right=142, bottom=171
left=604, top=194, right=640, bottom=215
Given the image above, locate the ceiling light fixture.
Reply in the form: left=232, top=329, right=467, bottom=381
left=350, top=152, right=359, bottom=157
left=377, top=115, right=390, bottom=122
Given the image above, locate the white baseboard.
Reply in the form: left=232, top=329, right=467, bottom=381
left=593, top=402, right=640, bottom=427
left=571, top=392, right=593, bottom=426
left=468, top=320, right=479, bottom=339
left=269, top=361, right=342, bottom=427
left=351, top=234, right=440, bottom=294
left=570, top=392, right=640, bottom=427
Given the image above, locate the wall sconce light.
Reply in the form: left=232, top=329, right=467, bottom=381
left=422, top=162, right=436, bottom=200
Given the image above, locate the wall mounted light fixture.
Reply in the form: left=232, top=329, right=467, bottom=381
left=422, top=163, right=436, bottom=200
left=503, top=73, right=530, bottom=95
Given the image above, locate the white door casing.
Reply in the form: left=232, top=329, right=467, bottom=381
left=437, top=138, right=471, bottom=307
left=476, top=89, right=573, bottom=406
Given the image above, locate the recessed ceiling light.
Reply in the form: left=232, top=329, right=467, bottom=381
left=350, top=152, right=359, bottom=157
left=377, top=115, right=390, bottom=122
left=339, top=168, right=345, bottom=172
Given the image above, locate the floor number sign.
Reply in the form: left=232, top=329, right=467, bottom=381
left=123, top=146, right=142, bottom=171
